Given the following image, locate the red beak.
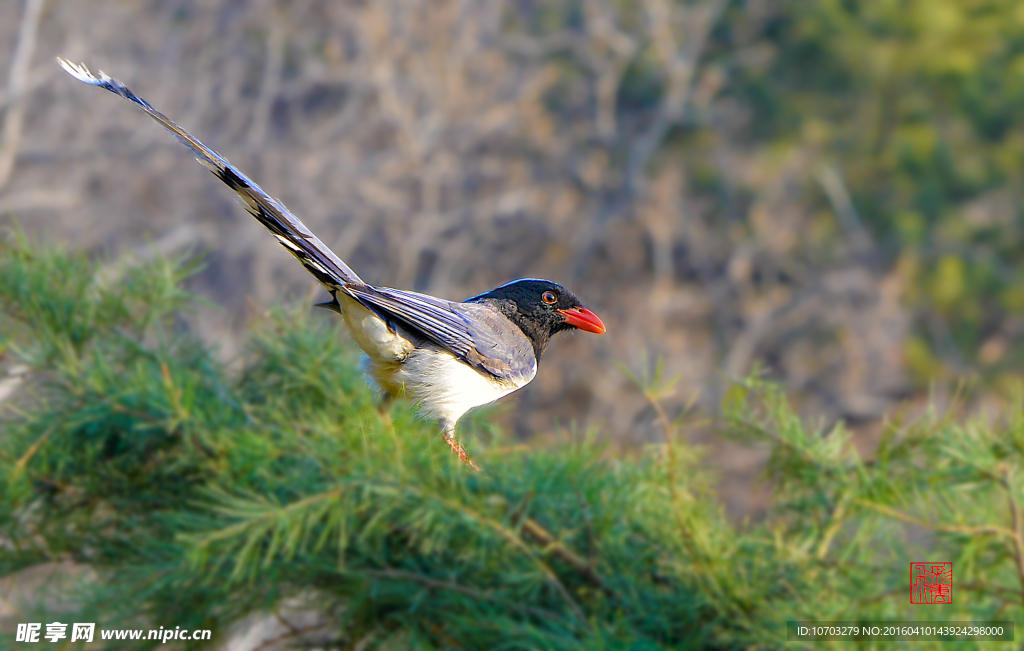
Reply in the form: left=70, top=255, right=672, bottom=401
left=558, top=307, right=606, bottom=334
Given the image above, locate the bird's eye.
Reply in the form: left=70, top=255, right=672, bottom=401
left=542, top=291, right=558, bottom=304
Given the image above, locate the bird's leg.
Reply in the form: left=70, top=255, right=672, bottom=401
left=442, top=423, right=480, bottom=471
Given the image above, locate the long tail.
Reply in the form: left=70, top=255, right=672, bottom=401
left=58, top=58, right=363, bottom=289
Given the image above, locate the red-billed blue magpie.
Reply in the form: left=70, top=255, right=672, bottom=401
left=59, top=59, right=605, bottom=468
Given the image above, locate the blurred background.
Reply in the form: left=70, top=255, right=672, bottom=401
left=2, top=0, right=1023, bottom=515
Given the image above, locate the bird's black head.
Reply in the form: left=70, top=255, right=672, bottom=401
left=467, top=279, right=605, bottom=359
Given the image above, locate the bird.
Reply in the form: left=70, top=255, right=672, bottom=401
left=59, top=59, right=605, bottom=468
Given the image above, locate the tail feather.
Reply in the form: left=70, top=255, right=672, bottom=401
left=58, top=58, right=363, bottom=289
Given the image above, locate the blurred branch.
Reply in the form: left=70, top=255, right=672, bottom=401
left=855, top=499, right=1015, bottom=539
left=430, top=492, right=589, bottom=623
left=815, top=497, right=849, bottom=560
left=248, top=14, right=286, bottom=148
left=723, top=295, right=815, bottom=378
left=1000, top=469, right=1024, bottom=604
left=0, top=0, right=45, bottom=191
left=0, top=64, right=50, bottom=111
left=0, top=364, right=29, bottom=406
left=0, top=189, right=78, bottom=213
left=625, top=0, right=726, bottom=188
left=816, top=164, right=874, bottom=260
left=248, top=620, right=333, bottom=651
left=519, top=518, right=609, bottom=594
left=582, top=0, right=636, bottom=140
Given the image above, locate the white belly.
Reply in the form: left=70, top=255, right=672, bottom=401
left=395, top=347, right=529, bottom=426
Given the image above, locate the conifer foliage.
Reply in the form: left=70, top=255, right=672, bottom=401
left=0, top=232, right=1020, bottom=649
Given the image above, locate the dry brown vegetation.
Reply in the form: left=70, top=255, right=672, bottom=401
left=1, top=1, right=910, bottom=511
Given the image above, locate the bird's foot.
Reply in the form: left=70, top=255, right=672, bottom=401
left=443, top=431, right=481, bottom=471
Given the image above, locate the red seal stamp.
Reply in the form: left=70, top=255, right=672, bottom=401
left=910, top=562, right=952, bottom=604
